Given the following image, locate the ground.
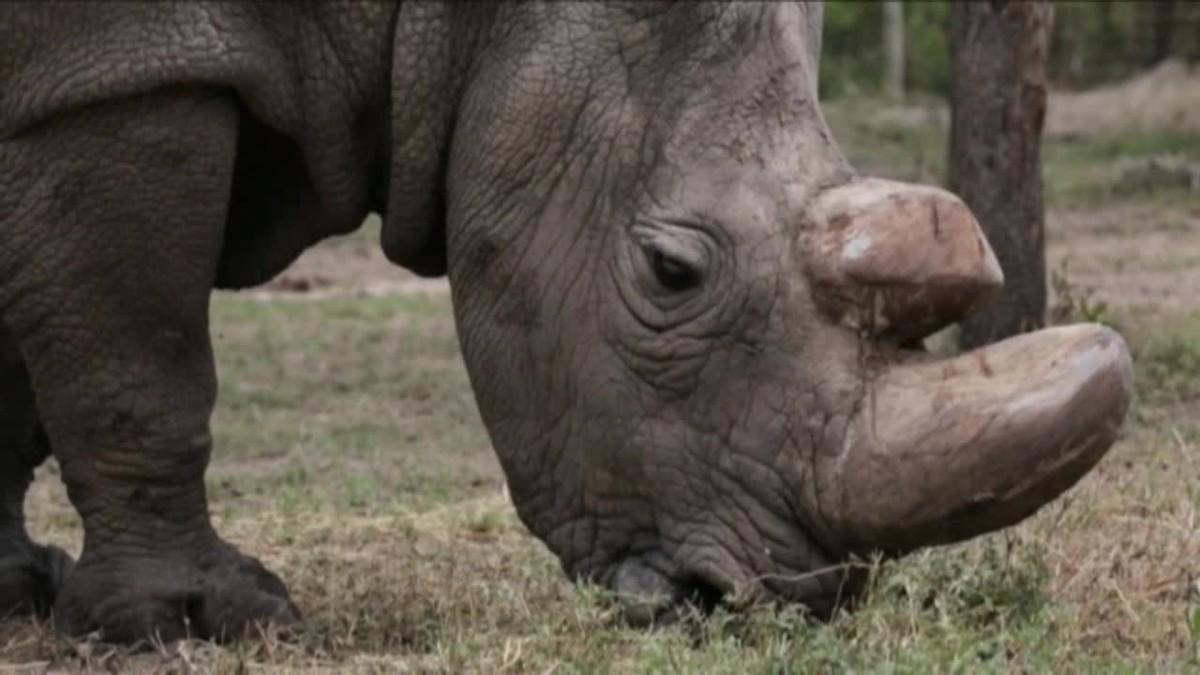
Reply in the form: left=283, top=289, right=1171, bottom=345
left=3, top=67, right=1200, bottom=672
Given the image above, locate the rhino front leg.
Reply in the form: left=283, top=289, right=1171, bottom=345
left=0, top=89, right=297, bottom=643
left=0, top=323, right=74, bottom=618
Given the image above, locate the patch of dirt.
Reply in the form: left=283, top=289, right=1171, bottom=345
left=1046, top=199, right=1200, bottom=323
left=1047, top=59, right=1200, bottom=138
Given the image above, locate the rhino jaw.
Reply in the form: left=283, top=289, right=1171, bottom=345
left=823, top=323, right=1133, bottom=554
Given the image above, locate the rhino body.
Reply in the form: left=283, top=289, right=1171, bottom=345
left=0, top=2, right=1131, bottom=642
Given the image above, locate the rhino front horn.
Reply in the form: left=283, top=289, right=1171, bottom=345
left=823, top=323, right=1133, bottom=554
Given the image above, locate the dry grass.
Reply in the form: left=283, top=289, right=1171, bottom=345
left=3, top=96, right=1200, bottom=672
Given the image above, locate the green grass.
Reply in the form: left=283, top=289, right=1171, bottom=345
left=1043, top=131, right=1200, bottom=207
left=207, top=293, right=498, bottom=519
left=1127, top=312, right=1200, bottom=427
left=823, top=97, right=949, bottom=185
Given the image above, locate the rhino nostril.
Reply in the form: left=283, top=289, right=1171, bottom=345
left=609, top=557, right=681, bottom=626
left=608, top=557, right=730, bottom=625
left=677, top=574, right=725, bottom=615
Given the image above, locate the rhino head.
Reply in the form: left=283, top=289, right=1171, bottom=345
left=428, top=2, right=1132, bottom=618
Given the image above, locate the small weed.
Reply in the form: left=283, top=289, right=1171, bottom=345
left=1049, top=257, right=1120, bottom=329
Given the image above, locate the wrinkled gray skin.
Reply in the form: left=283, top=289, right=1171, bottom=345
left=0, top=1, right=1131, bottom=643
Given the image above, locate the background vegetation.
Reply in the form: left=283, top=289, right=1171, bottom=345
left=821, top=0, right=1200, bottom=99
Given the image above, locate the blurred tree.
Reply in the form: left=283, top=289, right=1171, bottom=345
left=820, top=1, right=1198, bottom=99
left=883, top=1, right=905, bottom=99
left=949, top=0, right=1054, bottom=349
left=821, top=1, right=881, bottom=98
left=1044, top=1, right=1198, bottom=88
left=905, top=2, right=952, bottom=95
left=1151, top=0, right=1176, bottom=65
left=821, top=1, right=953, bottom=99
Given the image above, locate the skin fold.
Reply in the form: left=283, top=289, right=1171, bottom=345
left=0, top=2, right=1131, bottom=642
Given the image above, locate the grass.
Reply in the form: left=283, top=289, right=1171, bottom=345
left=823, top=96, right=949, bottom=186
left=206, top=293, right=499, bottom=519
left=823, top=97, right=1200, bottom=209
left=3, top=99, right=1200, bottom=671
left=1043, top=131, right=1200, bottom=207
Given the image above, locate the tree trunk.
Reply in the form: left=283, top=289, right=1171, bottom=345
left=1150, top=0, right=1176, bottom=66
left=949, top=0, right=1053, bottom=350
left=883, top=1, right=905, bottom=100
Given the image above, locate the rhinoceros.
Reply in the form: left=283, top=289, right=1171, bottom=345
left=0, top=1, right=1132, bottom=643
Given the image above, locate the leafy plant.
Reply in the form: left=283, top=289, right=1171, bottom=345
left=1048, top=257, right=1118, bottom=329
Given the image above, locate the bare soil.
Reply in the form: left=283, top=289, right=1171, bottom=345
left=1047, top=198, right=1200, bottom=324
left=1047, top=60, right=1200, bottom=138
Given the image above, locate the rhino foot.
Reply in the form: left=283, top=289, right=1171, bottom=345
left=0, top=541, right=74, bottom=619
left=53, top=539, right=299, bottom=645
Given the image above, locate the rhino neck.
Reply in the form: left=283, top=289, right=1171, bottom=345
left=380, top=2, right=495, bottom=278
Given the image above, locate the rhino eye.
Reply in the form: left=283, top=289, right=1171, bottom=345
left=649, top=249, right=700, bottom=292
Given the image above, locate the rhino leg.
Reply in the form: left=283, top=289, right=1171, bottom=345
left=0, top=90, right=297, bottom=643
left=0, top=323, right=73, bottom=619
